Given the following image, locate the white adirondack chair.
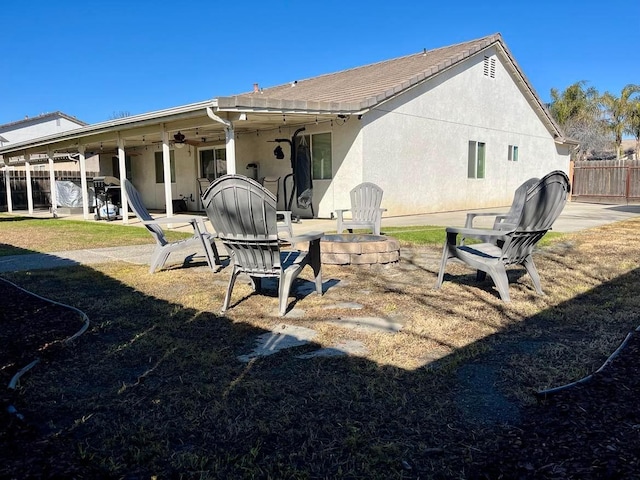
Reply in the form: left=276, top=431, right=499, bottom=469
left=335, top=182, right=386, bottom=235
left=123, top=179, right=221, bottom=274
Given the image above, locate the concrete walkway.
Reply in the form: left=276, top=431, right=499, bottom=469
left=2, top=202, right=640, bottom=274
left=289, top=202, right=640, bottom=235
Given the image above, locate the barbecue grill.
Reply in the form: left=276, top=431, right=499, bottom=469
left=92, top=176, right=122, bottom=221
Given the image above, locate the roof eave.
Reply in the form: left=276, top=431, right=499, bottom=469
left=0, top=100, right=217, bottom=156
left=215, top=96, right=367, bottom=115
left=555, top=136, right=580, bottom=146
left=493, top=41, right=566, bottom=140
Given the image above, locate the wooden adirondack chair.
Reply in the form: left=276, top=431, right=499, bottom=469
left=335, top=182, right=386, bottom=235
left=435, top=171, right=570, bottom=301
left=123, top=179, right=221, bottom=274
left=202, top=175, right=323, bottom=316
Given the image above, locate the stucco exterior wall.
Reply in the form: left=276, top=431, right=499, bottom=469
left=91, top=45, right=570, bottom=219
left=122, top=147, right=201, bottom=211
left=318, top=120, right=363, bottom=219
left=226, top=123, right=363, bottom=219
left=362, top=46, right=570, bottom=216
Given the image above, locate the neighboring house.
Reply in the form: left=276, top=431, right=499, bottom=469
left=0, top=111, right=99, bottom=171
left=0, top=33, right=575, bottom=221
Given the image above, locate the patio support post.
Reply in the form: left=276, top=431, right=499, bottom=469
left=4, top=165, right=12, bottom=213
left=48, top=151, right=57, bottom=217
left=78, top=145, right=90, bottom=220
left=117, top=135, right=129, bottom=224
left=225, top=126, right=236, bottom=175
left=25, top=154, right=34, bottom=214
left=206, top=107, right=236, bottom=174
left=161, top=125, right=174, bottom=217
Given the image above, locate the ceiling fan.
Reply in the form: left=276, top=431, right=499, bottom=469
left=172, top=131, right=200, bottom=148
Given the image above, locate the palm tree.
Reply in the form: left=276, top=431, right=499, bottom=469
left=549, top=81, right=607, bottom=160
left=626, top=99, right=640, bottom=160
left=549, top=81, right=600, bottom=126
left=600, top=84, right=640, bottom=159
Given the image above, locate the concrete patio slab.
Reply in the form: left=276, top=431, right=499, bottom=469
left=237, top=325, right=317, bottom=362
left=296, top=340, right=368, bottom=358
left=327, top=316, right=403, bottom=333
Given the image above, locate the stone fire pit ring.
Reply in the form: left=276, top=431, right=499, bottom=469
left=320, top=234, right=400, bottom=265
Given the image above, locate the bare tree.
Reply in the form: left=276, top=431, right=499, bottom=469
left=108, top=111, right=131, bottom=120
left=563, top=116, right=612, bottom=160
left=549, top=81, right=606, bottom=160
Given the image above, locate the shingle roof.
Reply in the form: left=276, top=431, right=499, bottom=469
left=217, top=33, right=503, bottom=113
left=0, top=111, right=87, bottom=131
left=216, top=32, right=572, bottom=142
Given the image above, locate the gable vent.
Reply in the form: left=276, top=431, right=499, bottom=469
left=483, top=55, right=496, bottom=78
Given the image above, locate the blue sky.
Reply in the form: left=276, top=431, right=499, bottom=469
left=1, top=0, right=638, bottom=126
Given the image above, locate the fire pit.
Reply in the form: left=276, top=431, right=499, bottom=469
left=320, top=234, right=400, bottom=265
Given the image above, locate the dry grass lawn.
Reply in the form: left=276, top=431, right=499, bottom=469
left=2, top=215, right=640, bottom=478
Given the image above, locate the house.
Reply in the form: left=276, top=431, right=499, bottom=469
left=0, top=112, right=101, bottom=213
left=0, top=33, right=575, bottom=221
left=0, top=111, right=87, bottom=145
left=0, top=111, right=98, bottom=171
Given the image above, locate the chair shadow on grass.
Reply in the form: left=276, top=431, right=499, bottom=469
left=222, top=276, right=341, bottom=313
left=437, top=268, right=530, bottom=301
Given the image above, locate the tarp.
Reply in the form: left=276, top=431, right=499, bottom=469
left=295, top=138, right=313, bottom=209
left=56, top=180, right=94, bottom=208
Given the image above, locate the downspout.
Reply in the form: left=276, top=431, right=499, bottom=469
left=206, top=107, right=236, bottom=175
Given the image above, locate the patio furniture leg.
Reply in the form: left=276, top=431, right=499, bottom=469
left=309, top=238, right=323, bottom=294
left=222, top=269, right=240, bottom=313
left=523, top=255, right=544, bottom=295
left=487, top=264, right=510, bottom=302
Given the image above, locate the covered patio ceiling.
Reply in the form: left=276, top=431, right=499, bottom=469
left=0, top=100, right=343, bottom=164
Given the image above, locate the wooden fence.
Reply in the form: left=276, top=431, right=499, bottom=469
left=572, top=160, right=640, bottom=204
left=0, top=171, right=99, bottom=212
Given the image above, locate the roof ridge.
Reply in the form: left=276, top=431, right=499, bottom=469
left=0, top=111, right=87, bottom=131
left=245, top=33, right=502, bottom=95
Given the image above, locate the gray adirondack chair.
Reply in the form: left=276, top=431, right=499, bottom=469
left=435, top=171, right=570, bottom=301
left=123, top=179, right=221, bottom=274
left=202, top=174, right=323, bottom=316
left=465, top=177, right=540, bottom=230
left=461, top=177, right=540, bottom=244
left=335, top=182, right=386, bottom=235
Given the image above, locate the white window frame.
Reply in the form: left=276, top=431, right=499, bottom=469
left=154, top=150, right=176, bottom=183
left=468, top=141, right=486, bottom=179
left=297, top=132, right=332, bottom=180
left=508, top=145, right=519, bottom=162
left=198, top=146, right=227, bottom=182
